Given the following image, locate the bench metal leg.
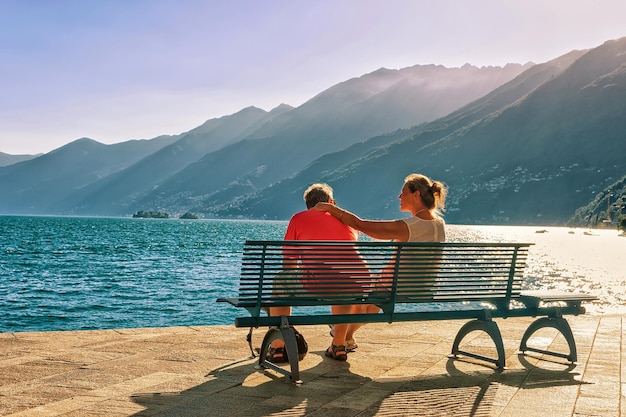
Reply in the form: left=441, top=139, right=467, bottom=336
left=519, top=316, right=577, bottom=363
left=450, top=319, right=506, bottom=369
left=257, top=316, right=302, bottom=384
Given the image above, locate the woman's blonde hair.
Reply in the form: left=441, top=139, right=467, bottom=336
left=405, top=173, right=447, bottom=215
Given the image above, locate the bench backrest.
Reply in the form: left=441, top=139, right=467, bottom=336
left=238, top=240, right=531, bottom=315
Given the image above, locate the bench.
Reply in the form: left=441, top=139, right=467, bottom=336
left=217, top=240, right=596, bottom=384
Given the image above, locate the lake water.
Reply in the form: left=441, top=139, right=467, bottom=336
left=1, top=216, right=623, bottom=333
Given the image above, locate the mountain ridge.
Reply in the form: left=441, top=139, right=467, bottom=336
left=1, top=38, right=624, bottom=227
left=0, top=61, right=530, bottom=216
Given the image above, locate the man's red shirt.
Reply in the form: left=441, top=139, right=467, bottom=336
left=283, top=209, right=367, bottom=292
left=284, top=209, right=358, bottom=241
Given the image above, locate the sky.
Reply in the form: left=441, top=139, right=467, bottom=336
left=2, top=0, right=626, bottom=155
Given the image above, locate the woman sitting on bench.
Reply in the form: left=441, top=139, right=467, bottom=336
left=313, top=173, right=448, bottom=348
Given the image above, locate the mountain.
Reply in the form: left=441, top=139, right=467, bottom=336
left=0, top=152, right=40, bottom=167
left=2, top=63, right=527, bottom=217
left=225, top=38, right=626, bottom=225
left=64, top=105, right=292, bottom=214
left=2, top=36, right=625, bottom=226
left=568, top=175, right=626, bottom=226
left=125, top=63, right=532, bottom=215
left=222, top=50, right=588, bottom=220
left=0, top=136, right=177, bottom=214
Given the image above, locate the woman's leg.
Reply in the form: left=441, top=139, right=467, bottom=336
left=345, top=304, right=380, bottom=344
left=326, top=305, right=352, bottom=360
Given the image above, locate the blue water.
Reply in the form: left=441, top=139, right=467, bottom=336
left=0, top=216, right=287, bottom=332
left=1, top=216, right=618, bottom=333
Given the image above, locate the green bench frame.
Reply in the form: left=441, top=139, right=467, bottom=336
left=217, top=240, right=596, bottom=384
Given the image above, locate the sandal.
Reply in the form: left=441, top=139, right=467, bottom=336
left=325, top=344, right=348, bottom=361
left=266, top=346, right=289, bottom=363
left=346, top=338, right=358, bottom=352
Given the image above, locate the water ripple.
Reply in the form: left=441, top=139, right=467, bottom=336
left=0, top=217, right=622, bottom=332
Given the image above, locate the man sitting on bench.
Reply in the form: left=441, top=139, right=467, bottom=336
left=268, top=183, right=368, bottom=362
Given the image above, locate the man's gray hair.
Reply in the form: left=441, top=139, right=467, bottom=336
left=303, top=183, right=334, bottom=209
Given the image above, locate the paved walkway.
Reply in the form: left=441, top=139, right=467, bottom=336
left=0, top=315, right=623, bottom=416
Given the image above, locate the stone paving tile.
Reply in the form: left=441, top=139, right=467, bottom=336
left=0, top=317, right=622, bottom=416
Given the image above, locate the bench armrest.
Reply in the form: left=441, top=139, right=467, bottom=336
left=519, top=290, right=598, bottom=309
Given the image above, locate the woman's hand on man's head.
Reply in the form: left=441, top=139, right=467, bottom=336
left=312, top=202, right=332, bottom=211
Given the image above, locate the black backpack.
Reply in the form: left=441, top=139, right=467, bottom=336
left=292, top=327, right=309, bottom=360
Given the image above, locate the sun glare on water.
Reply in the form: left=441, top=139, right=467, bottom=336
left=448, top=224, right=626, bottom=315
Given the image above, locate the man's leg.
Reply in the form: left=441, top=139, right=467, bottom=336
left=268, top=306, right=291, bottom=316
left=268, top=306, right=291, bottom=347
left=266, top=306, right=291, bottom=361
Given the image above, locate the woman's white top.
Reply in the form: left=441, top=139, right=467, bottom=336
left=401, top=216, right=446, bottom=242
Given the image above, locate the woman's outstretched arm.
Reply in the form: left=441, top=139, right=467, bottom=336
left=313, top=202, right=408, bottom=241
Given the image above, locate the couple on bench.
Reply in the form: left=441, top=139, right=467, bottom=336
left=267, top=173, right=447, bottom=362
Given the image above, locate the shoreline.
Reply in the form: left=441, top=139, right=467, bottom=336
left=2, top=309, right=624, bottom=336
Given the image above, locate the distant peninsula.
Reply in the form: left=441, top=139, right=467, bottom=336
left=132, top=210, right=169, bottom=219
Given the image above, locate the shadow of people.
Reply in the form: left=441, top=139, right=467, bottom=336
left=356, top=357, right=589, bottom=417
left=130, top=348, right=372, bottom=416
left=130, top=347, right=589, bottom=417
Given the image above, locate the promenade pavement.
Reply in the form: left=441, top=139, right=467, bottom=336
left=0, top=315, right=623, bottom=416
